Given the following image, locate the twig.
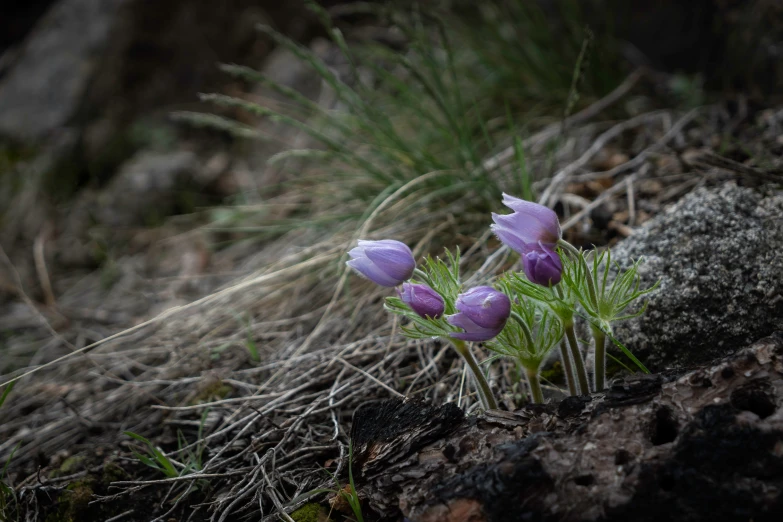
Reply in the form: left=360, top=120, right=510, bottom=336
left=0, top=251, right=337, bottom=388
left=104, top=509, right=135, bottom=522
left=539, top=110, right=667, bottom=207
left=33, top=224, right=56, bottom=308
left=480, top=69, right=644, bottom=173
left=570, top=108, right=700, bottom=183
left=334, top=357, right=405, bottom=398
left=560, top=174, right=637, bottom=232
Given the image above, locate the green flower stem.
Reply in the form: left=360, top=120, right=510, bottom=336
left=525, top=368, right=544, bottom=404
left=564, top=321, right=590, bottom=395
left=450, top=339, right=498, bottom=410
left=558, top=340, right=577, bottom=396
left=592, top=326, right=607, bottom=392
left=552, top=286, right=577, bottom=396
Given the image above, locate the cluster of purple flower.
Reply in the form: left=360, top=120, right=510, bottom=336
left=347, top=194, right=559, bottom=342
left=349, top=240, right=512, bottom=341
left=348, top=192, right=654, bottom=408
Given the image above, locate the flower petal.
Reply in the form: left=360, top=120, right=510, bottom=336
left=490, top=222, right=538, bottom=255
left=490, top=212, right=547, bottom=247
left=347, top=257, right=400, bottom=287
left=399, top=283, right=445, bottom=318
left=447, top=313, right=503, bottom=342
left=454, top=287, right=511, bottom=329
left=499, top=194, right=562, bottom=244
left=522, top=245, right=563, bottom=286
left=363, top=242, right=415, bottom=282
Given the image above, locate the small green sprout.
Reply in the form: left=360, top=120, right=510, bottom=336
left=124, top=431, right=179, bottom=478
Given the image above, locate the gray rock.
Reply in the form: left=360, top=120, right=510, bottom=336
left=0, top=0, right=127, bottom=141
left=93, top=150, right=198, bottom=228
left=611, top=183, right=783, bottom=370
left=53, top=150, right=198, bottom=267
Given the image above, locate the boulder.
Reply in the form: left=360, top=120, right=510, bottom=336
left=353, top=334, right=783, bottom=521
left=0, top=0, right=127, bottom=141
left=611, top=183, right=783, bottom=370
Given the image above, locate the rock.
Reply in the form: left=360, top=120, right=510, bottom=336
left=611, top=183, right=783, bottom=370
left=93, top=150, right=199, bottom=228
left=355, top=333, right=783, bottom=521
left=0, top=0, right=127, bottom=141
left=52, top=150, right=199, bottom=267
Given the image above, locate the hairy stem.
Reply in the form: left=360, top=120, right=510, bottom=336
left=564, top=322, right=590, bottom=395
left=592, top=327, right=607, bottom=392
left=525, top=368, right=544, bottom=404
left=451, top=339, right=498, bottom=410
left=558, top=339, right=577, bottom=396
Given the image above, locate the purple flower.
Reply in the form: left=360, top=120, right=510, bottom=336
left=447, top=286, right=511, bottom=342
left=490, top=194, right=563, bottom=286
left=347, top=239, right=416, bottom=287
left=522, top=243, right=563, bottom=286
left=398, top=283, right=445, bottom=319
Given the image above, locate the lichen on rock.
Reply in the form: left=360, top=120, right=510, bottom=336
left=611, top=183, right=783, bottom=370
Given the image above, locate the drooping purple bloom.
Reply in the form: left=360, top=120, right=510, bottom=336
left=398, top=283, right=445, bottom=319
left=347, top=239, right=416, bottom=287
left=490, top=194, right=563, bottom=286
left=522, top=242, right=563, bottom=286
left=447, top=286, right=511, bottom=342
left=491, top=193, right=561, bottom=250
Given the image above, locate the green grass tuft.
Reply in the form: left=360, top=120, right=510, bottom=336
left=184, top=1, right=623, bottom=251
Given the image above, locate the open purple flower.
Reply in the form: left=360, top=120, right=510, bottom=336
left=347, top=239, right=415, bottom=287
left=447, top=286, right=510, bottom=342
left=490, top=194, right=563, bottom=286
left=398, top=283, right=445, bottom=319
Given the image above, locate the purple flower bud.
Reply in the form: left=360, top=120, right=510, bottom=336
left=398, top=283, right=445, bottom=319
left=522, top=242, right=563, bottom=286
left=490, top=194, right=563, bottom=286
left=447, top=286, right=511, bottom=342
left=347, top=239, right=416, bottom=287
left=490, top=193, right=561, bottom=253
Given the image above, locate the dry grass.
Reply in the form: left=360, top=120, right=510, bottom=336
left=4, top=77, right=776, bottom=521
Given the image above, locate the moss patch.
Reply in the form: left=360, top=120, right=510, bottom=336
left=189, top=380, right=232, bottom=405
left=540, top=360, right=565, bottom=385
left=51, top=456, right=86, bottom=478
left=45, top=479, right=95, bottom=522
left=101, top=462, right=128, bottom=484
left=290, top=502, right=332, bottom=522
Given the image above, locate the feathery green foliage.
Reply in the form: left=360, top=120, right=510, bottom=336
left=384, top=249, right=461, bottom=339
left=561, top=248, right=659, bottom=331
left=487, top=292, right=563, bottom=372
